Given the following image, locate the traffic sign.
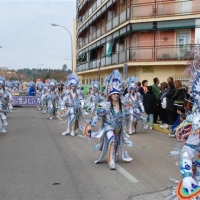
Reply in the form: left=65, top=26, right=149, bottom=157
left=123, top=63, right=128, bottom=79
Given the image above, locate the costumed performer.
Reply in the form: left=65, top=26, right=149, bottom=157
left=83, top=69, right=133, bottom=170
left=60, top=73, right=87, bottom=136
left=45, top=79, right=59, bottom=120
left=85, top=80, right=104, bottom=116
left=124, top=76, right=148, bottom=134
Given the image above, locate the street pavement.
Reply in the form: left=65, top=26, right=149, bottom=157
left=0, top=107, right=182, bottom=200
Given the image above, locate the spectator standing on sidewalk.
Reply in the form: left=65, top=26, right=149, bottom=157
left=172, top=80, right=186, bottom=121
left=165, top=82, right=176, bottom=125
left=167, top=76, right=174, bottom=84
left=158, top=82, right=169, bottom=128
left=143, top=86, right=156, bottom=129
left=152, top=77, right=160, bottom=123
left=142, top=80, right=148, bottom=94
left=137, top=82, right=144, bottom=96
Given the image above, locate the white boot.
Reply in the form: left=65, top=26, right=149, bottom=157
left=61, top=127, right=70, bottom=136
left=61, top=131, right=69, bottom=136
left=70, top=131, right=75, bottom=137
left=1, top=128, right=6, bottom=133
left=3, top=120, right=8, bottom=126
left=122, top=150, right=133, bottom=162
left=128, top=120, right=135, bottom=135
left=108, top=142, right=116, bottom=170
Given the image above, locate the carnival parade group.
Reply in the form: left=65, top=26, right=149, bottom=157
left=1, top=64, right=200, bottom=199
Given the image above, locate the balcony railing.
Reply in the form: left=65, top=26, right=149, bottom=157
left=131, top=0, right=199, bottom=19
left=76, top=45, right=194, bottom=72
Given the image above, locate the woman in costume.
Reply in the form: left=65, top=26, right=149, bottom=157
left=59, top=73, right=87, bottom=136
left=85, top=80, right=104, bottom=116
left=124, top=76, right=148, bottom=134
left=5, top=81, right=13, bottom=112
left=0, top=77, right=9, bottom=132
left=35, top=82, right=44, bottom=111
left=83, top=70, right=133, bottom=170
left=44, top=79, right=59, bottom=119
left=41, top=85, right=49, bottom=114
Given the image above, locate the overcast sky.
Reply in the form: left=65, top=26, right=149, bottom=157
left=0, top=0, right=76, bottom=71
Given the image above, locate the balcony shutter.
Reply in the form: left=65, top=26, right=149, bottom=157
left=106, top=40, right=115, bottom=57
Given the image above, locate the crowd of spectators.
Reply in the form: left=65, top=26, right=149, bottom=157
left=136, top=76, right=191, bottom=138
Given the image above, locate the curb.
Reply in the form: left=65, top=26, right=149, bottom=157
left=153, top=124, right=170, bottom=135
left=147, top=122, right=170, bottom=135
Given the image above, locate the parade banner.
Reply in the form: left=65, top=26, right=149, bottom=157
left=12, top=96, right=37, bottom=106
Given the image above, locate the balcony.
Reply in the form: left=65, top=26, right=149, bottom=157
left=131, top=0, right=199, bottom=19
left=76, top=45, right=195, bottom=72
left=77, top=8, right=127, bottom=50
left=77, top=0, right=107, bottom=28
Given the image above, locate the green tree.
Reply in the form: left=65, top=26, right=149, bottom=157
left=62, top=64, right=67, bottom=71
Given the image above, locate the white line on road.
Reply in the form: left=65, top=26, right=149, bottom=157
left=116, top=164, right=139, bottom=183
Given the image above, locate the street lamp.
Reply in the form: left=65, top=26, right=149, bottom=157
left=36, top=64, right=44, bottom=82
left=51, top=23, right=73, bottom=71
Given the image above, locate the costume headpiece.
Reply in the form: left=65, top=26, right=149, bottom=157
left=43, top=83, right=49, bottom=91
left=49, top=79, right=57, bottom=87
left=5, top=81, right=13, bottom=88
left=105, top=69, right=124, bottom=95
left=91, top=80, right=100, bottom=89
left=28, top=81, right=35, bottom=87
left=126, top=76, right=138, bottom=91
left=67, top=73, right=79, bottom=87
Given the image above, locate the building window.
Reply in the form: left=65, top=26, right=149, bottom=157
left=176, top=30, right=191, bottom=59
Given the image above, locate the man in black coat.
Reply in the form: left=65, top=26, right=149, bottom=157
left=143, top=86, right=156, bottom=129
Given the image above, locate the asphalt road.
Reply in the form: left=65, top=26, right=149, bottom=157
left=0, top=107, right=182, bottom=200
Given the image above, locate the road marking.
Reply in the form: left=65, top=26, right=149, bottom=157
left=116, top=164, right=139, bottom=183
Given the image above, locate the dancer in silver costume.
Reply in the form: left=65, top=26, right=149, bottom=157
left=83, top=70, right=133, bottom=170
left=60, top=74, right=87, bottom=136
left=85, top=80, right=104, bottom=116
left=41, top=85, right=49, bottom=114
left=45, top=80, right=59, bottom=120
left=124, top=76, right=148, bottom=134
left=0, top=77, right=8, bottom=132
left=5, top=81, right=13, bottom=112
left=36, top=82, right=44, bottom=111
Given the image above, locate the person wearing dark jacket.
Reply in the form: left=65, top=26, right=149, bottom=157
left=158, top=82, right=169, bottom=128
left=143, top=86, right=156, bottom=129
left=172, top=80, right=186, bottom=122
left=165, top=82, right=176, bottom=125
left=28, top=85, right=35, bottom=96
left=152, top=77, right=160, bottom=123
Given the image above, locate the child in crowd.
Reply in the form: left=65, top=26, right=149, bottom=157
left=168, top=107, right=185, bottom=138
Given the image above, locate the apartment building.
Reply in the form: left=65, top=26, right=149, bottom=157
left=76, top=0, right=200, bottom=85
